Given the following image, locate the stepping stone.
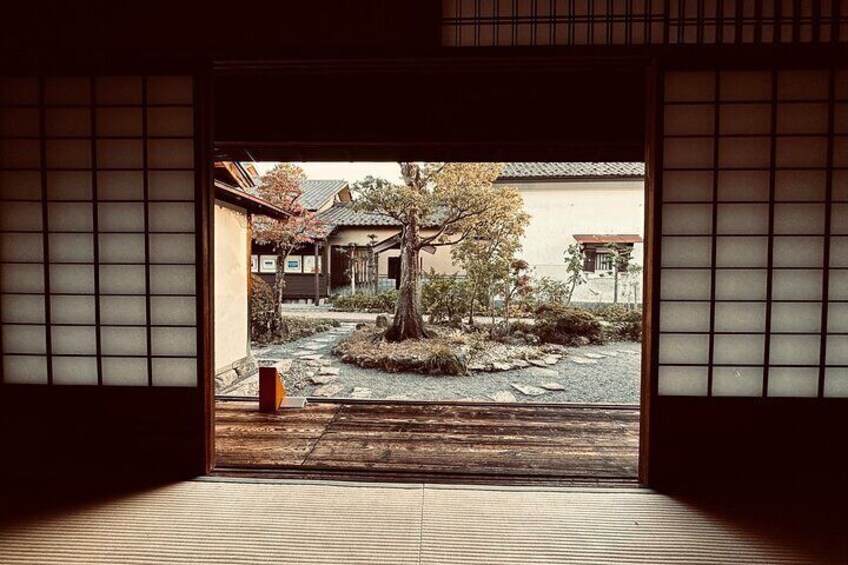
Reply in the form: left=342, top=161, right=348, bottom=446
left=310, top=375, right=337, bottom=385
left=511, top=383, right=548, bottom=397
left=491, top=361, right=513, bottom=371
left=294, top=350, right=313, bottom=357
left=303, top=344, right=324, bottom=350
left=602, top=351, right=619, bottom=357
left=318, top=366, right=340, bottom=376
left=304, top=360, right=321, bottom=368
left=387, top=394, right=411, bottom=401
left=617, top=350, right=640, bottom=355
left=583, top=353, right=607, bottom=359
left=542, top=356, right=559, bottom=365
left=298, top=354, right=323, bottom=361
left=524, top=367, right=558, bottom=378
left=570, top=356, right=598, bottom=365
left=350, top=387, right=372, bottom=399
left=511, top=359, right=530, bottom=368
left=541, top=382, right=566, bottom=391
left=488, top=390, right=517, bottom=403
left=468, top=363, right=487, bottom=372
left=312, top=383, right=344, bottom=397
left=528, top=359, right=548, bottom=368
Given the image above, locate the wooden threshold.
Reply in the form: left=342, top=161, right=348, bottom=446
left=213, top=399, right=640, bottom=486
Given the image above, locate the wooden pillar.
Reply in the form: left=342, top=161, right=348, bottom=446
left=313, top=240, right=320, bottom=306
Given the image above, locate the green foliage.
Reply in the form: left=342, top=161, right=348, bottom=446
left=250, top=274, right=277, bottom=341
left=534, top=303, right=604, bottom=346
left=562, top=243, right=587, bottom=306
left=330, top=290, right=398, bottom=313
left=598, top=304, right=643, bottom=342
left=421, top=272, right=475, bottom=324
left=533, top=276, right=572, bottom=305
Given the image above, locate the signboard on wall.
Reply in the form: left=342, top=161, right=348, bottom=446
left=284, top=256, right=302, bottom=273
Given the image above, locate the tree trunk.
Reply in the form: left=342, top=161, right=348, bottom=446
left=384, top=219, right=429, bottom=341
left=272, top=248, right=290, bottom=338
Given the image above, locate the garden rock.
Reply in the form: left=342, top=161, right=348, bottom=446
left=584, top=353, right=606, bottom=359
left=312, top=383, right=344, bottom=397
left=528, top=359, right=548, bottom=368
left=541, top=382, right=566, bottom=391
left=492, top=361, right=513, bottom=371
left=311, top=375, right=337, bottom=385
left=489, top=390, right=518, bottom=403
left=351, top=387, right=372, bottom=399
left=319, top=366, right=340, bottom=376
left=375, top=315, right=389, bottom=328
left=570, top=356, right=598, bottom=365
left=524, top=367, right=558, bottom=378
left=511, top=383, right=547, bottom=397
left=511, top=359, right=530, bottom=368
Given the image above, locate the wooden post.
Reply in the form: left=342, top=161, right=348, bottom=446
left=259, top=362, right=286, bottom=413
left=313, top=240, right=320, bottom=306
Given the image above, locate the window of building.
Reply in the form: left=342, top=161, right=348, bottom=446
left=250, top=255, right=259, bottom=273
left=259, top=255, right=277, bottom=273
left=596, top=251, right=614, bottom=272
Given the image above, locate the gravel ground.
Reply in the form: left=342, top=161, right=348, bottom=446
left=221, top=317, right=641, bottom=405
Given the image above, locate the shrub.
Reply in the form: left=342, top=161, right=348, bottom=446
left=330, top=290, right=398, bottom=313
left=601, top=305, right=643, bottom=342
left=534, top=303, right=604, bottom=345
left=421, top=273, right=471, bottom=324
left=250, top=274, right=277, bottom=341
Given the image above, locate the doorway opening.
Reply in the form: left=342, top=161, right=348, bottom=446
left=212, top=160, right=646, bottom=484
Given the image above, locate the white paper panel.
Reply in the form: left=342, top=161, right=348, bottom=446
left=661, top=236, right=712, bottom=267
left=661, top=204, right=712, bottom=235
left=47, top=202, right=93, bottom=232
left=0, top=263, right=44, bottom=293
left=772, top=269, right=823, bottom=300
left=830, top=238, right=848, bottom=267
left=658, top=366, right=708, bottom=396
left=824, top=368, right=848, bottom=398
left=767, top=368, right=819, bottom=397
left=97, top=171, right=143, bottom=200
left=769, top=334, right=821, bottom=366
left=774, top=170, right=826, bottom=201
left=49, top=264, right=94, bottom=293
left=98, top=233, right=146, bottom=263
left=147, top=140, right=194, bottom=169
left=776, top=137, right=828, bottom=168
left=2, top=324, right=46, bottom=354
left=147, top=76, right=193, bottom=104
left=714, top=334, right=764, bottom=364
left=0, top=108, right=39, bottom=136
left=715, top=270, right=767, bottom=300
left=838, top=168, right=848, bottom=201
left=716, top=204, right=769, bottom=234
left=100, top=296, right=147, bottom=325
left=835, top=104, right=848, bottom=134
left=101, top=326, right=147, bottom=356
left=827, top=303, right=848, bottom=333
left=51, top=325, right=97, bottom=355
left=0, top=171, right=41, bottom=200
left=50, top=295, right=96, bottom=324
left=777, top=71, right=829, bottom=100
left=149, top=234, right=195, bottom=264
left=659, top=302, right=710, bottom=333
left=147, top=107, right=194, bottom=136
left=99, top=265, right=146, bottom=294
left=97, top=202, right=145, bottom=232
left=0, top=294, right=45, bottom=323
left=150, top=296, right=196, bottom=326
left=834, top=137, right=848, bottom=167
left=718, top=137, right=771, bottom=169
left=663, top=138, right=714, bottom=169
left=0, top=77, right=38, bottom=104
left=148, top=171, right=194, bottom=201
left=46, top=140, right=91, bottom=169
left=96, top=140, right=143, bottom=169
left=2, top=355, right=48, bottom=384
left=716, top=236, right=768, bottom=268
left=770, top=302, right=822, bottom=333
left=102, top=357, right=148, bottom=387
left=1, top=233, right=43, bottom=262
left=150, top=265, right=195, bottom=295
left=0, top=139, right=40, bottom=168
left=720, top=71, right=771, bottom=101
left=52, top=356, right=98, bottom=385
left=1, top=202, right=42, bottom=231
left=665, top=72, right=714, bottom=102
left=714, top=302, right=766, bottom=332
left=96, top=107, right=142, bottom=137
left=49, top=233, right=93, bottom=263
left=830, top=270, right=848, bottom=300
left=719, top=104, right=770, bottom=135
left=45, top=108, right=90, bottom=137
left=151, top=327, right=196, bottom=356
left=826, top=335, right=848, bottom=365
left=717, top=170, right=770, bottom=201
left=151, top=358, right=197, bottom=387
left=772, top=236, right=824, bottom=268
left=148, top=203, right=195, bottom=232
left=712, top=367, right=763, bottom=397
left=662, top=171, right=713, bottom=202
left=660, top=269, right=712, bottom=300
left=659, top=334, right=710, bottom=364
left=773, top=203, right=825, bottom=234
left=96, top=77, right=142, bottom=104
left=832, top=204, right=848, bottom=234
left=776, top=103, right=829, bottom=134
left=44, top=77, right=90, bottom=104
left=47, top=171, right=91, bottom=200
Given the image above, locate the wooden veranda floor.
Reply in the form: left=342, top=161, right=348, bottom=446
left=214, top=400, right=640, bottom=485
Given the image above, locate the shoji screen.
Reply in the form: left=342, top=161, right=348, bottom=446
left=658, top=68, right=848, bottom=399
left=0, top=76, right=200, bottom=387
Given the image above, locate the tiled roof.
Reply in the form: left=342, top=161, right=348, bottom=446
left=318, top=202, right=401, bottom=228
left=573, top=234, right=643, bottom=244
left=499, top=162, right=645, bottom=180
left=296, top=179, right=348, bottom=211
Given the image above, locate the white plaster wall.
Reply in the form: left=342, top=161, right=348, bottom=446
left=214, top=201, right=250, bottom=371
